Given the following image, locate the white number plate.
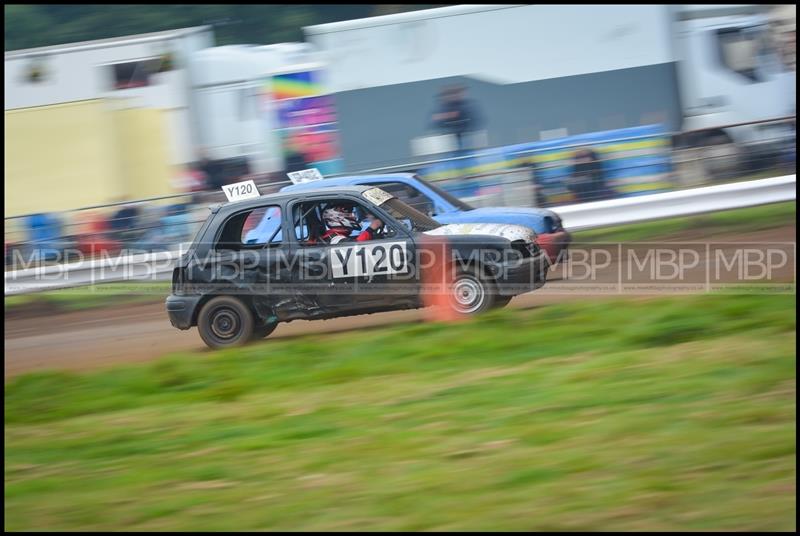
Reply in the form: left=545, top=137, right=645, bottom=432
left=222, top=180, right=260, bottom=202
left=361, top=187, right=394, bottom=206
left=330, top=241, right=409, bottom=278
left=287, top=168, right=324, bottom=184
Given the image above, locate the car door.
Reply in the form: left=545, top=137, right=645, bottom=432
left=288, top=195, right=419, bottom=313
left=211, top=204, right=295, bottom=311
left=287, top=198, right=355, bottom=315
left=334, top=198, right=418, bottom=308
left=240, top=204, right=295, bottom=303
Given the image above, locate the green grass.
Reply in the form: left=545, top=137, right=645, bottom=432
left=574, top=201, right=796, bottom=243
left=5, top=294, right=796, bottom=531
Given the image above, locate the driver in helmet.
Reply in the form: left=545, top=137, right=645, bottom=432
left=319, top=205, right=383, bottom=244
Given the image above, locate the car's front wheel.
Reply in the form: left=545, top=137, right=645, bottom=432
left=493, top=295, right=513, bottom=309
left=251, top=319, right=278, bottom=341
left=449, top=269, right=496, bottom=315
left=197, top=296, right=254, bottom=350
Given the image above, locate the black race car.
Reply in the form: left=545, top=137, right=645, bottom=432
left=166, top=185, right=549, bottom=349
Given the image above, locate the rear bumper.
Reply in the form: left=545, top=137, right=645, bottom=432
left=165, top=294, right=202, bottom=330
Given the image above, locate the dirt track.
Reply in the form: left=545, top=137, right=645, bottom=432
left=5, top=227, right=795, bottom=379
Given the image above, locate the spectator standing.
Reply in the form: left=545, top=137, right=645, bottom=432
left=430, top=85, right=482, bottom=154
left=109, top=203, right=140, bottom=245
left=197, top=149, right=223, bottom=190
left=569, top=147, right=613, bottom=202
left=284, top=140, right=310, bottom=174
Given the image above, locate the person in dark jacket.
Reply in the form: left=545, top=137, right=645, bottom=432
left=109, top=203, right=141, bottom=246
left=197, top=152, right=223, bottom=191
left=569, top=147, right=613, bottom=202
left=431, top=85, right=481, bottom=153
left=285, top=148, right=310, bottom=174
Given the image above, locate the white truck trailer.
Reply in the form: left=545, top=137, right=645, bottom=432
left=304, top=4, right=796, bottom=171
left=189, top=42, right=341, bottom=177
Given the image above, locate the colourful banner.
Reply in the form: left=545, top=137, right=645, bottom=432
left=277, top=95, right=338, bottom=129
left=271, top=71, right=326, bottom=101
left=266, top=70, right=344, bottom=176
left=418, top=124, right=675, bottom=204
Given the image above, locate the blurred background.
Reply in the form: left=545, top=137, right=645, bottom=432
left=3, top=4, right=796, bottom=263
left=4, top=5, right=797, bottom=532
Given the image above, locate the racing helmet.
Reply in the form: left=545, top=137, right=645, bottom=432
left=322, top=205, right=359, bottom=231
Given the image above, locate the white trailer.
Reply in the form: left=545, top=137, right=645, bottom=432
left=5, top=26, right=214, bottom=168
left=304, top=4, right=795, bottom=170
left=189, top=44, right=290, bottom=174
left=189, top=42, right=334, bottom=175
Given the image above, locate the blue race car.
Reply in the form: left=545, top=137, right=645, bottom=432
left=282, top=173, right=571, bottom=264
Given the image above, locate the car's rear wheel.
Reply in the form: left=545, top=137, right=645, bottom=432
left=449, top=269, right=496, bottom=315
left=197, top=296, right=254, bottom=350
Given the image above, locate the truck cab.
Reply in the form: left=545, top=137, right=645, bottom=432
left=672, top=5, right=795, bottom=145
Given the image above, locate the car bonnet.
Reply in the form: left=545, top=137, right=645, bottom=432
left=423, top=223, right=536, bottom=243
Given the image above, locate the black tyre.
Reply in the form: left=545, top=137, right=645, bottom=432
left=449, top=268, right=496, bottom=316
left=251, top=319, right=279, bottom=341
left=197, top=296, right=255, bottom=350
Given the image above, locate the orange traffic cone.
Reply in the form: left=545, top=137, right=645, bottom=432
left=419, top=236, right=462, bottom=323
